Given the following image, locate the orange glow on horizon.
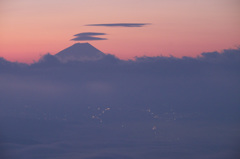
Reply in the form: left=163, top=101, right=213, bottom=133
left=0, top=0, right=239, bottom=63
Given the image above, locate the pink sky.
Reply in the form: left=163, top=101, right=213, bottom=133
left=0, top=0, right=240, bottom=63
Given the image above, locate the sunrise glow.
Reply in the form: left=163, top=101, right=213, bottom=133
left=0, top=0, right=239, bottom=63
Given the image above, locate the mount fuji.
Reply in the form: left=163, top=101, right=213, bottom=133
left=55, top=43, right=106, bottom=62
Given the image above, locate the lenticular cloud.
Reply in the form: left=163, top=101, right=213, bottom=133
left=71, top=32, right=107, bottom=41
left=85, top=23, right=151, bottom=27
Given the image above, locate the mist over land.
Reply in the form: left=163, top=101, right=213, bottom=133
left=0, top=44, right=240, bottom=159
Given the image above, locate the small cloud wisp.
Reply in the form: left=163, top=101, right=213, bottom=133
left=85, top=23, right=151, bottom=27
left=71, top=32, right=107, bottom=41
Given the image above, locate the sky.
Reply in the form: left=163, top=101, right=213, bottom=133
left=0, top=0, right=240, bottom=63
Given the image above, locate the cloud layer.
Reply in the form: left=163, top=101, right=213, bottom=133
left=85, top=23, right=151, bottom=27
left=71, top=32, right=107, bottom=41
left=0, top=47, right=240, bottom=159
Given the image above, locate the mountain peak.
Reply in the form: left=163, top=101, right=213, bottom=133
left=55, top=43, right=105, bottom=62
left=71, top=42, right=90, bottom=46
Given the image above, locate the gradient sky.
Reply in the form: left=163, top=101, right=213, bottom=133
left=0, top=0, right=240, bottom=63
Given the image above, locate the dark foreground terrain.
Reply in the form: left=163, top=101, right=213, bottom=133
left=0, top=47, right=240, bottom=159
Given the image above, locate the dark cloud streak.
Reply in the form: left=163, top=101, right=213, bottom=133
left=85, top=23, right=151, bottom=27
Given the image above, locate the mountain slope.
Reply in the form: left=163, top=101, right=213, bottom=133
left=55, top=43, right=105, bottom=62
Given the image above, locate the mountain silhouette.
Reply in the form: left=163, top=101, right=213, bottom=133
left=55, top=43, right=105, bottom=62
